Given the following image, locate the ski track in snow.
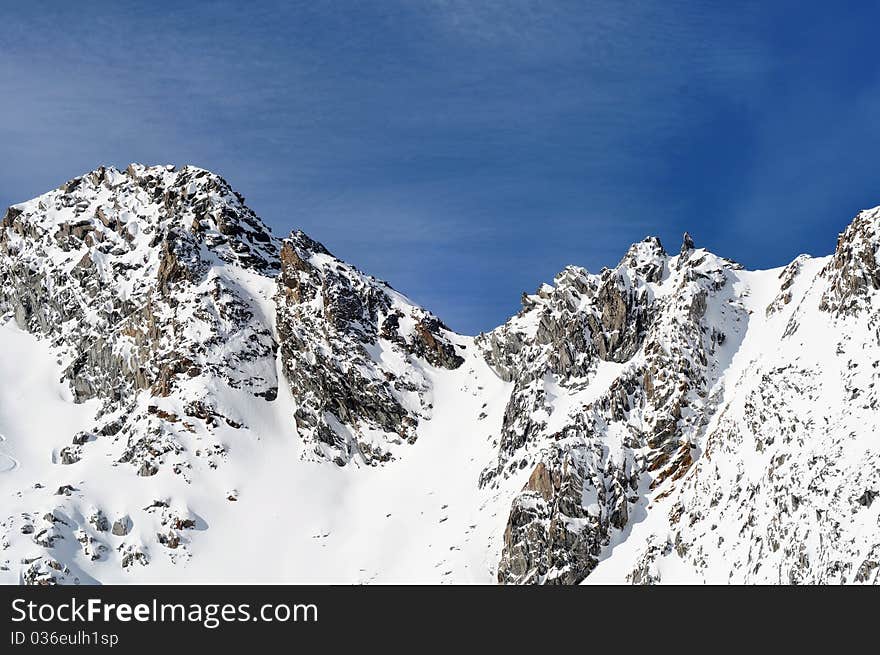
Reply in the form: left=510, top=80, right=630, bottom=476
left=0, top=436, right=16, bottom=473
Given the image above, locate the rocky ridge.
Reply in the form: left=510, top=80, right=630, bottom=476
left=275, top=229, right=464, bottom=466
left=1, top=164, right=878, bottom=585
left=481, top=236, right=748, bottom=582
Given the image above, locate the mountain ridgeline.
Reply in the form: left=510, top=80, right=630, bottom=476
left=0, top=165, right=877, bottom=585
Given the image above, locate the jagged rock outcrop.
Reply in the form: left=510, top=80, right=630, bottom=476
left=0, top=164, right=279, bottom=480
left=680, top=231, right=695, bottom=257
left=487, top=236, right=748, bottom=584
left=819, top=207, right=880, bottom=315
left=497, top=440, right=639, bottom=584
left=275, top=230, right=464, bottom=466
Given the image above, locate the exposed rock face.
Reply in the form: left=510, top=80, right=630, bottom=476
left=0, top=164, right=279, bottom=481
left=497, top=445, right=637, bottom=584
left=275, top=231, right=464, bottom=466
left=486, top=237, right=748, bottom=584
left=819, top=207, right=880, bottom=315
left=480, top=237, right=667, bottom=390
left=111, top=516, right=132, bottom=537
left=766, top=254, right=809, bottom=317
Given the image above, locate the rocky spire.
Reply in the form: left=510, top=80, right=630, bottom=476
left=680, top=231, right=695, bottom=257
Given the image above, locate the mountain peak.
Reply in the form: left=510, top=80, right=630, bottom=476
left=617, top=235, right=668, bottom=284
left=6, top=163, right=279, bottom=276
left=680, top=231, right=695, bottom=256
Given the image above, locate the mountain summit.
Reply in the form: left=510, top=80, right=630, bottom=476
left=0, top=165, right=878, bottom=585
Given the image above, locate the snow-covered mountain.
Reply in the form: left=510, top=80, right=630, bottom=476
left=0, top=165, right=877, bottom=585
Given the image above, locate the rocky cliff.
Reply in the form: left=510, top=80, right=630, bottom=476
left=275, top=230, right=463, bottom=466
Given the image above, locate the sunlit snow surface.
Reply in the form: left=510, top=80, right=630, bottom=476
left=0, top=312, right=516, bottom=583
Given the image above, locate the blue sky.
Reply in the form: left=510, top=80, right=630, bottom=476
left=2, top=1, right=879, bottom=334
